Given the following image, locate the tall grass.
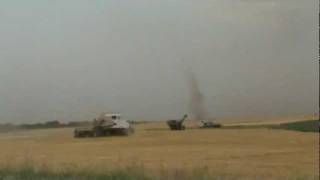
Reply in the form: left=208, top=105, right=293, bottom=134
left=0, top=166, right=151, bottom=180
left=0, top=165, right=317, bottom=180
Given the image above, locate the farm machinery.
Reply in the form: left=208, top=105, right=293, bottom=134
left=167, top=114, right=188, bottom=130
left=74, top=113, right=134, bottom=138
left=199, top=119, right=222, bottom=128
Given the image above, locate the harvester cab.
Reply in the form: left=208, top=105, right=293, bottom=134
left=167, top=114, right=188, bottom=130
left=93, top=113, right=120, bottom=127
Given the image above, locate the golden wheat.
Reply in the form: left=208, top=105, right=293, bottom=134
left=0, top=121, right=318, bottom=179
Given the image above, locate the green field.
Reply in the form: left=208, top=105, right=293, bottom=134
left=273, top=120, right=319, bottom=132
left=225, top=120, right=319, bottom=133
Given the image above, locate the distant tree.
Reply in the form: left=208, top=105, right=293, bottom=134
left=44, top=120, right=62, bottom=128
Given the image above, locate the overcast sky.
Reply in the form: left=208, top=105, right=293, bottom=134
left=0, top=0, right=318, bottom=123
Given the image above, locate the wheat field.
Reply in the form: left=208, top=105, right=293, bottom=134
left=0, top=120, right=318, bottom=179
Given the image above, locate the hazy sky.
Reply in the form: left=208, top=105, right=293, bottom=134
left=0, top=0, right=318, bottom=123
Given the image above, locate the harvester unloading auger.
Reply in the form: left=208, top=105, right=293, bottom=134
left=167, top=114, right=188, bottom=130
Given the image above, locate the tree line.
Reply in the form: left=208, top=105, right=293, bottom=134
left=0, top=120, right=91, bottom=132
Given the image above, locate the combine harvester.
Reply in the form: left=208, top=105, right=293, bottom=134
left=167, top=114, right=188, bottom=130
left=166, top=114, right=221, bottom=130
left=74, top=113, right=134, bottom=138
